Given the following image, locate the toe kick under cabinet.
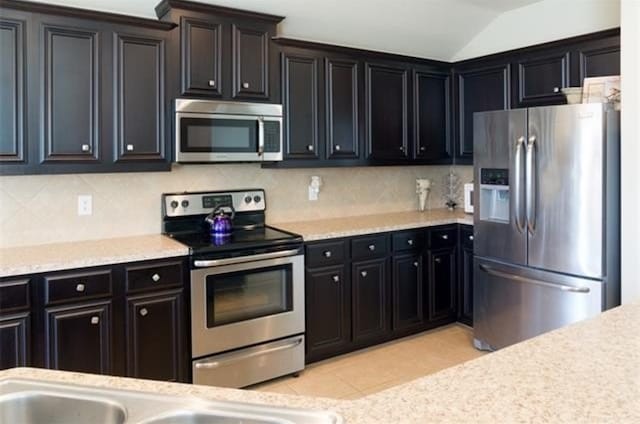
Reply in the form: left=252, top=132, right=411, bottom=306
left=304, top=224, right=473, bottom=364
left=0, top=257, right=190, bottom=383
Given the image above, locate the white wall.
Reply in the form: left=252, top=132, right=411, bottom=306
left=453, top=0, right=621, bottom=60
left=621, top=0, right=640, bottom=303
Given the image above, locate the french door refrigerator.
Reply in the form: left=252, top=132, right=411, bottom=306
left=472, top=103, right=620, bottom=351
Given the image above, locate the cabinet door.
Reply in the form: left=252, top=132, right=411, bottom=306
left=365, top=63, right=408, bottom=161
left=577, top=38, right=620, bottom=81
left=413, top=70, right=451, bottom=162
left=44, top=301, right=111, bottom=374
left=352, top=258, right=389, bottom=344
left=326, top=58, right=359, bottom=159
left=41, top=24, right=100, bottom=162
left=427, top=247, right=457, bottom=322
left=392, top=253, right=424, bottom=332
left=516, top=51, right=569, bottom=107
left=282, top=52, right=320, bottom=159
left=181, top=17, right=222, bottom=96
left=0, top=312, right=30, bottom=370
left=459, top=244, right=474, bottom=326
left=126, top=290, right=184, bottom=382
left=114, top=33, right=165, bottom=161
left=0, top=18, right=26, bottom=164
left=232, top=25, right=268, bottom=99
left=305, top=265, right=351, bottom=362
left=455, top=63, right=510, bottom=164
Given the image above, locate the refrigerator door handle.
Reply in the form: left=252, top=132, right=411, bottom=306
left=478, top=264, right=591, bottom=293
left=514, top=136, right=525, bottom=233
left=526, top=135, right=537, bottom=234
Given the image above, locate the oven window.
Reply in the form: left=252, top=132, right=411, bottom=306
left=205, top=264, right=293, bottom=327
left=180, top=117, right=258, bottom=153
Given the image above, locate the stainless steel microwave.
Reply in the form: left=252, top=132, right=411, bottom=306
left=175, top=99, right=283, bottom=163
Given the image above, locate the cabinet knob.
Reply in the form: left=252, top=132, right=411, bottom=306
left=399, top=146, right=405, bottom=152
left=332, top=275, right=340, bottom=283
left=307, top=145, right=314, bottom=152
left=81, top=144, right=90, bottom=152
left=208, top=79, right=216, bottom=87
left=90, top=316, right=100, bottom=325
left=413, top=261, right=419, bottom=267
left=469, top=235, right=474, bottom=241
left=441, top=234, right=449, bottom=240
left=335, top=145, right=341, bottom=151
left=368, top=244, right=376, bottom=251
left=242, top=82, right=250, bottom=89
left=140, top=308, right=148, bottom=317
left=126, top=144, right=134, bottom=152
left=434, top=257, right=442, bottom=264
left=323, top=251, right=332, bottom=258
left=360, top=270, right=368, bottom=278
left=151, top=273, right=161, bottom=282
left=75, top=283, right=85, bottom=292
left=407, top=239, right=414, bottom=246
left=553, top=87, right=560, bottom=93
left=419, top=146, right=426, bottom=152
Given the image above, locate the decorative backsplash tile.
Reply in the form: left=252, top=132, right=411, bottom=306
left=0, top=164, right=472, bottom=248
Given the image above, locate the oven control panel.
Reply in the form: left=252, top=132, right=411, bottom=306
left=163, top=190, right=266, bottom=217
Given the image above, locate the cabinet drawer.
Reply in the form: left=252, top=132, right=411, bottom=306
left=429, top=227, right=457, bottom=249
left=460, top=226, right=474, bottom=249
left=352, top=234, right=388, bottom=259
left=392, top=230, right=424, bottom=252
left=0, top=279, right=30, bottom=313
left=126, top=261, right=184, bottom=294
left=306, top=240, right=347, bottom=267
left=44, top=271, right=112, bottom=305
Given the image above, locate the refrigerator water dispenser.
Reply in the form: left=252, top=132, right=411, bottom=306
left=479, top=168, right=510, bottom=223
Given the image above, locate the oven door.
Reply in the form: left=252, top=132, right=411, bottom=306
left=190, top=253, right=304, bottom=358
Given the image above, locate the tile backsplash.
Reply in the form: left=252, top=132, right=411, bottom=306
left=0, top=164, right=472, bottom=248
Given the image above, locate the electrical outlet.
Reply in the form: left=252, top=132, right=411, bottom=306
left=308, top=186, right=318, bottom=201
left=78, top=195, right=92, bottom=216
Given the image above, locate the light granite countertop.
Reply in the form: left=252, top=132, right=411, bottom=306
left=272, top=209, right=473, bottom=241
left=0, top=235, right=189, bottom=278
left=3, top=301, right=638, bottom=423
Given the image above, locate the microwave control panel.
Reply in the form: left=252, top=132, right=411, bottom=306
left=263, top=121, right=281, bottom=153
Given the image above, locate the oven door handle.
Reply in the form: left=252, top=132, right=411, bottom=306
left=193, top=249, right=301, bottom=268
left=194, top=337, right=304, bottom=369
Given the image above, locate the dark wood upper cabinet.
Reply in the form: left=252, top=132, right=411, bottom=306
left=114, top=33, right=166, bottom=162
left=576, top=36, right=620, bottom=82
left=232, top=25, right=269, bottom=99
left=0, top=18, right=26, bottom=163
left=455, top=63, right=510, bottom=164
left=325, top=57, right=360, bottom=160
left=413, top=69, right=451, bottom=163
left=515, top=51, right=569, bottom=107
left=392, top=253, right=424, bottom=332
left=180, top=17, right=222, bottom=96
left=281, top=51, right=320, bottom=159
left=41, top=24, right=100, bottom=163
left=352, top=257, right=389, bottom=344
left=365, top=63, right=409, bottom=161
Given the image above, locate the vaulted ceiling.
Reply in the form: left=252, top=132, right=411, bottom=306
left=21, top=0, right=618, bottom=61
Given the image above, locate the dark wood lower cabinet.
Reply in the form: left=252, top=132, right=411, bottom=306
left=0, top=313, right=30, bottom=369
left=352, top=258, right=389, bottom=344
left=392, top=253, right=424, bottom=332
left=427, top=247, right=457, bottom=322
left=126, top=290, right=184, bottom=382
left=458, top=226, right=474, bottom=326
left=44, top=301, right=112, bottom=374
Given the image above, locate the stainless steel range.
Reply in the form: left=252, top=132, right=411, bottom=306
left=162, top=190, right=305, bottom=388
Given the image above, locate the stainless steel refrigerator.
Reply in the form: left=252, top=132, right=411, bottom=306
left=472, top=103, right=620, bottom=351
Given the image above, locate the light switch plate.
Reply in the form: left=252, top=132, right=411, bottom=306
left=78, top=195, right=92, bottom=216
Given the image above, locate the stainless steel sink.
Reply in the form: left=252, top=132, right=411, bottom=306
left=0, top=379, right=342, bottom=424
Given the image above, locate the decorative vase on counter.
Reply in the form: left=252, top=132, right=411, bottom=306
left=416, top=178, right=432, bottom=212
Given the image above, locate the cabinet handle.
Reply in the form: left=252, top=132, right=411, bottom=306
left=90, top=316, right=100, bottom=325
left=151, top=273, right=161, bottom=282
left=434, top=258, right=442, bottom=264
left=360, top=270, right=368, bottom=278
left=419, top=146, right=426, bottom=152
left=332, top=275, right=340, bottom=283
left=140, top=308, right=148, bottom=317
left=307, top=145, right=314, bottom=152
left=126, top=144, right=134, bottom=152
left=368, top=244, right=376, bottom=251
left=242, top=82, right=250, bottom=89
left=441, top=234, right=449, bottom=240
left=399, top=146, right=405, bottom=152
left=553, top=87, right=560, bottom=93
left=469, top=235, right=474, bottom=241
left=208, top=79, right=216, bottom=87
left=75, top=283, right=85, bottom=292
left=81, top=144, right=90, bottom=152
left=323, top=251, right=332, bottom=258
left=407, top=239, right=414, bottom=246
left=335, top=145, right=341, bottom=151
left=413, top=261, right=419, bottom=267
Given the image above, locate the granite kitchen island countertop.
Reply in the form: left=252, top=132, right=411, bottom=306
left=0, top=234, right=189, bottom=278
left=272, top=209, right=473, bottom=241
left=3, top=300, right=638, bottom=423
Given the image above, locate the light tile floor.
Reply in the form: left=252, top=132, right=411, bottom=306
left=248, top=324, right=487, bottom=399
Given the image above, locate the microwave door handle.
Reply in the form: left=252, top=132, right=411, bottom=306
left=258, top=117, right=265, bottom=157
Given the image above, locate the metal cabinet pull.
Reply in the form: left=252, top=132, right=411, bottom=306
left=242, top=82, right=250, bottom=89
left=81, top=144, right=90, bottom=152
left=75, top=283, right=85, bottom=292
left=332, top=275, right=340, bottom=283
left=434, top=257, right=442, bottom=264
left=553, top=87, right=560, bottom=93
left=469, top=235, right=474, bottom=241
left=335, top=145, right=341, bottom=151
left=90, top=316, right=100, bottom=325
left=208, top=79, right=216, bottom=87
left=399, top=146, right=405, bottom=151
left=413, top=261, right=419, bottom=267
left=441, top=234, right=449, bottom=240
left=323, top=251, right=332, bottom=258
left=151, top=273, right=161, bottom=282
left=419, top=146, right=426, bottom=151
left=368, top=244, right=376, bottom=251
left=360, top=270, right=368, bottom=278
left=307, top=145, right=314, bottom=151
left=139, top=308, right=148, bottom=317
left=126, top=144, right=134, bottom=152
left=407, top=239, right=414, bottom=246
